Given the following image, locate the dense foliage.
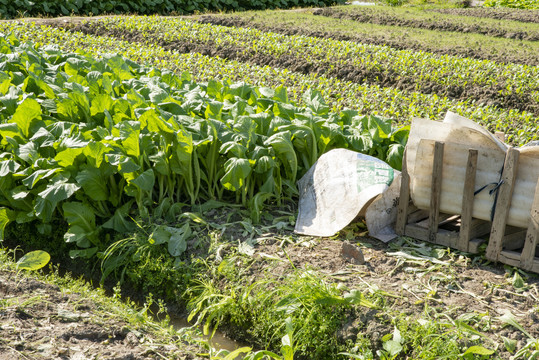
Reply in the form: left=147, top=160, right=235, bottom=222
left=2, top=21, right=536, bottom=144
left=0, top=0, right=346, bottom=19
left=90, top=16, right=539, bottom=112
left=484, top=0, right=539, bottom=9
left=0, top=35, right=407, bottom=261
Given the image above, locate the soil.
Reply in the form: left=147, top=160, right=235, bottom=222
left=429, top=7, right=539, bottom=24
left=196, top=14, right=539, bottom=66
left=63, top=21, right=539, bottom=116
left=0, top=270, right=202, bottom=360
left=312, top=7, right=539, bottom=41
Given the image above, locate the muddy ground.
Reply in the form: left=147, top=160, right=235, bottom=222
left=0, top=270, right=203, bottom=360
left=64, top=21, right=538, bottom=116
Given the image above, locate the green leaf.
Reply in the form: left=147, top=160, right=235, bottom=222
left=498, top=310, right=532, bottom=339
left=168, top=223, right=191, bottom=257
left=511, top=271, right=526, bottom=291
left=102, top=201, right=135, bottom=233
left=0, top=160, right=20, bottom=176
left=69, top=247, right=98, bottom=259
left=35, top=182, right=80, bottom=221
left=386, top=143, right=404, bottom=171
left=62, top=202, right=98, bottom=248
left=131, top=169, right=155, bottom=192
left=221, top=157, right=252, bottom=191
left=462, top=346, right=494, bottom=356
left=55, top=148, right=85, bottom=168
left=265, top=132, right=297, bottom=184
left=16, top=250, right=50, bottom=271
left=383, top=340, right=402, bottom=357
left=343, top=290, right=377, bottom=309
left=0, top=207, right=15, bottom=240
left=502, top=336, right=517, bottom=353
left=75, top=167, right=109, bottom=201
left=10, top=97, right=41, bottom=138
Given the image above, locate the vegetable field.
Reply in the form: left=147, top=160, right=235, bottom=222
left=1, top=2, right=539, bottom=360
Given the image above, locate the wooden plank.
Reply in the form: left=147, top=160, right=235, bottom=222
left=502, top=230, right=527, bottom=251
left=469, top=219, right=491, bottom=238
left=498, top=250, right=521, bottom=268
left=396, top=149, right=409, bottom=236
left=520, top=180, right=539, bottom=270
left=468, top=238, right=484, bottom=254
left=486, top=147, right=520, bottom=261
left=404, top=224, right=429, bottom=241
left=428, top=142, right=444, bottom=243
left=407, top=209, right=429, bottom=224
left=459, top=149, right=478, bottom=252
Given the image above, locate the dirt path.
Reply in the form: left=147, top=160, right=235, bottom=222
left=0, top=269, right=203, bottom=360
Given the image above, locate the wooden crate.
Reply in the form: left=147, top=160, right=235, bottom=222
left=396, top=140, right=539, bottom=273
left=396, top=141, right=491, bottom=253
left=484, top=148, right=539, bottom=273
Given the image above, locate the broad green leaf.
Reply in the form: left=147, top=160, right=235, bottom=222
left=55, top=148, right=85, bottom=168
left=62, top=202, right=98, bottom=248
left=75, top=167, right=109, bottom=201
left=69, top=247, right=98, bottom=259
left=16, top=250, right=50, bottom=271
left=512, top=271, right=526, bottom=291
left=35, top=183, right=80, bottom=221
left=0, top=160, right=20, bottom=176
left=22, top=168, right=60, bottom=189
left=10, top=97, right=41, bottom=138
left=131, top=169, right=155, bottom=192
left=102, top=201, right=135, bottom=233
left=498, top=310, right=532, bottom=339
left=502, top=336, right=517, bottom=353
left=221, top=157, right=252, bottom=191
left=167, top=223, right=191, bottom=257
left=265, top=132, right=297, bottom=184
left=149, top=226, right=170, bottom=245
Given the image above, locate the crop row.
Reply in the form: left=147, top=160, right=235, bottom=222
left=0, top=34, right=407, bottom=261
left=484, top=0, right=539, bottom=9
left=74, top=16, right=539, bottom=115
left=4, top=21, right=537, bottom=145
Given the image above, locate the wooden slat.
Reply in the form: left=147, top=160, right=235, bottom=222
left=428, top=142, right=444, bottom=243
left=520, top=180, right=539, bottom=270
left=396, top=149, right=410, bottom=236
left=485, top=147, right=520, bottom=261
left=494, top=131, right=505, bottom=143
left=459, top=149, right=478, bottom=252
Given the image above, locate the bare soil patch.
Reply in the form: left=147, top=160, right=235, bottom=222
left=0, top=270, right=201, bottom=360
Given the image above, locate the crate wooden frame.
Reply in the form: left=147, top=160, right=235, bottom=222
left=396, top=140, right=539, bottom=273
left=396, top=141, right=490, bottom=253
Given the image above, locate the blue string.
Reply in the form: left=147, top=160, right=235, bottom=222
left=473, top=161, right=505, bottom=222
